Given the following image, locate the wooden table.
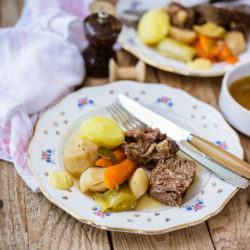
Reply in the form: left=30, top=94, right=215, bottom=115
left=0, top=1, right=249, bottom=249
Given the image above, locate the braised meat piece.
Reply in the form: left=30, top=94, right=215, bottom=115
left=166, top=2, right=250, bottom=38
left=125, top=126, right=166, bottom=143
left=196, top=4, right=250, bottom=39
left=149, top=158, right=196, bottom=207
left=124, top=127, right=179, bottom=167
left=165, top=2, right=197, bottom=29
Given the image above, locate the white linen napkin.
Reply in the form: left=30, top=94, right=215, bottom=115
left=0, top=0, right=93, bottom=192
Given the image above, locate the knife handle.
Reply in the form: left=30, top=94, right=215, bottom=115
left=189, top=135, right=250, bottom=179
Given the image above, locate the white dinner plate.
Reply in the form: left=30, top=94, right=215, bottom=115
left=29, top=81, right=242, bottom=234
left=116, top=0, right=250, bottom=77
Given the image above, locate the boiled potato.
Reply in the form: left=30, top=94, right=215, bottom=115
left=224, top=31, right=246, bottom=56
left=157, top=38, right=197, bottom=62
left=187, top=58, right=212, bottom=70
left=138, top=9, right=170, bottom=45
left=169, top=26, right=197, bottom=44
left=80, top=116, right=125, bottom=149
left=129, top=168, right=149, bottom=199
left=80, top=167, right=107, bottom=192
left=64, top=137, right=98, bottom=176
left=193, top=22, right=226, bottom=38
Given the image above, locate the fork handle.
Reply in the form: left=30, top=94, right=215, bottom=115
left=189, top=135, right=250, bottom=179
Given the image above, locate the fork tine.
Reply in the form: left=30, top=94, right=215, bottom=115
left=114, top=101, right=146, bottom=127
left=110, top=104, right=134, bottom=129
left=106, top=105, right=131, bottom=130
left=112, top=103, right=137, bottom=128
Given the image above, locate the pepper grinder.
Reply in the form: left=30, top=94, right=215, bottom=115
left=82, top=12, right=122, bottom=77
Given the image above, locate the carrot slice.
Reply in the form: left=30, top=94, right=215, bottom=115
left=96, top=148, right=126, bottom=167
left=226, top=57, right=239, bottom=64
left=217, top=42, right=231, bottom=61
left=194, top=34, right=219, bottom=62
left=104, top=158, right=137, bottom=189
left=194, top=41, right=207, bottom=59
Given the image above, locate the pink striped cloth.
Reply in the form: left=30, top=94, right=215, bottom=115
left=0, top=0, right=93, bottom=192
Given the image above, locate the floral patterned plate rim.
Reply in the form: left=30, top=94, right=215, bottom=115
left=116, top=0, right=250, bottom=77
left=28, top=81, right=242, bottom=234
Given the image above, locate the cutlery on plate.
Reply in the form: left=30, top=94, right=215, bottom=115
left=106, top=100, right=249, bottom=188
left=117, top=94, right=250, bottom=182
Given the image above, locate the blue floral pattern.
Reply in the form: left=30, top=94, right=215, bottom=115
left=184, top=199, right=206, bottom=212
left=41, top=149, right=55, bottom=164
left=77, top=97, right=95, bottom=109
left=127, top=37, right=137, bottom=46
left=214, top=140, right=228, bottom=150
left=130, top=1, right=141, bottom=11
left=156, top=96, right=173, bottom=108
left=92, top=207, right=111, bottom=218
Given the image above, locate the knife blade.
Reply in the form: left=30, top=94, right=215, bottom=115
left=118, top=94, right=250, bottom=180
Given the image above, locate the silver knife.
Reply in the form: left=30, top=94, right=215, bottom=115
left=118, top=94, right=250, bottom=188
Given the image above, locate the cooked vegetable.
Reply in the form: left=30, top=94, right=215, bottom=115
left=217, top=41, right=231, bottom=61
left=137, top=9, right=170, bottom=45
left=195, top=33, right=221, bottom=61
left=226, top=57, right=239, bottom=64
left=169, top=26, right=197, bottom=44
left=64, top=137, right=98, bottom=176
left=172, top=10, right=188, bottom=28
left=104, top=158, right=137, bottom=189
left=157, top=38, right=197, bottom=62
left=129, top=168, right=149, bottom=199
left=48, top=171, right=73, bottom=190
left=194, top=34, right=238, bottom=64
left=187, top=58, right=212, bottom=70
left=96, top=148, right=126, bottom=167
left=80, top=116, right=125, bottom=149
left=80, top=167, right=107, bottom=192
left=224, top=31, right=246, bottom=56
left=193, top=22, right=226, bottom=38
left=97, top=146, right=116, bottom=161
left=93, top=184, right=137, bottom=212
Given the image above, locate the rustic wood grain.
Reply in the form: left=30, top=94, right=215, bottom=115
left=0, top=160, right=111, bottom=250
left=111, top=223, right=214, bottom=250
left=0, top=0, right=250, bottom=250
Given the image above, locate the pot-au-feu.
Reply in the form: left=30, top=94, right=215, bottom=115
left=48, top=116, right=197, bottom=212
left=137, top=2, right=249, bottom=70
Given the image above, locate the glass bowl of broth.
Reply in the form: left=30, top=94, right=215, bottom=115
left=219, top=61, right=250, bottom=136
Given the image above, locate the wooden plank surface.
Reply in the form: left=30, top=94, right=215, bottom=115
left=0, top=1, right=249, bottom=250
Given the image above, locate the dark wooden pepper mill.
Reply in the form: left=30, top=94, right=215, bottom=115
left=82, top=12, right=122, bottom=78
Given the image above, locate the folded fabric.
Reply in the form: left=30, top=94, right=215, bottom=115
left=0, top=0, right=93, bottom=192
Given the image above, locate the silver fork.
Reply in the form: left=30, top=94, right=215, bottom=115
left=106, top=101, right=250, bottom=189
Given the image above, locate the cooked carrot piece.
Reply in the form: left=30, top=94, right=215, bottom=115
left=194, top=41, right=207, bottom=59
left=194, top=34, right=219, bottom=61
left=218, top=42, right=231, bottom=61
left=96, top=148, right=126, bottom=167
left=198, top=33, right=214, bottom=54
left=104, top=158, right=137, bottom=189
left=226, top=57, right=239, bottom=64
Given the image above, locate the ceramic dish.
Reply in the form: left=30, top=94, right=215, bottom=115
left=116, top=0, right=250, bottom=77
left=219, top=61, right=250, bottom=136
left=29, top=81, right=242, bottom=234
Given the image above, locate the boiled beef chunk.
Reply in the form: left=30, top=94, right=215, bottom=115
left=149, top=158, right=196, bottom=207
left=196, top=4, right=250, bottom=39
left=125, top=126, right=166, bottom=143
left=166, top=2, right=250, bottom=39
left=124, top=127, right=179, bottom=167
